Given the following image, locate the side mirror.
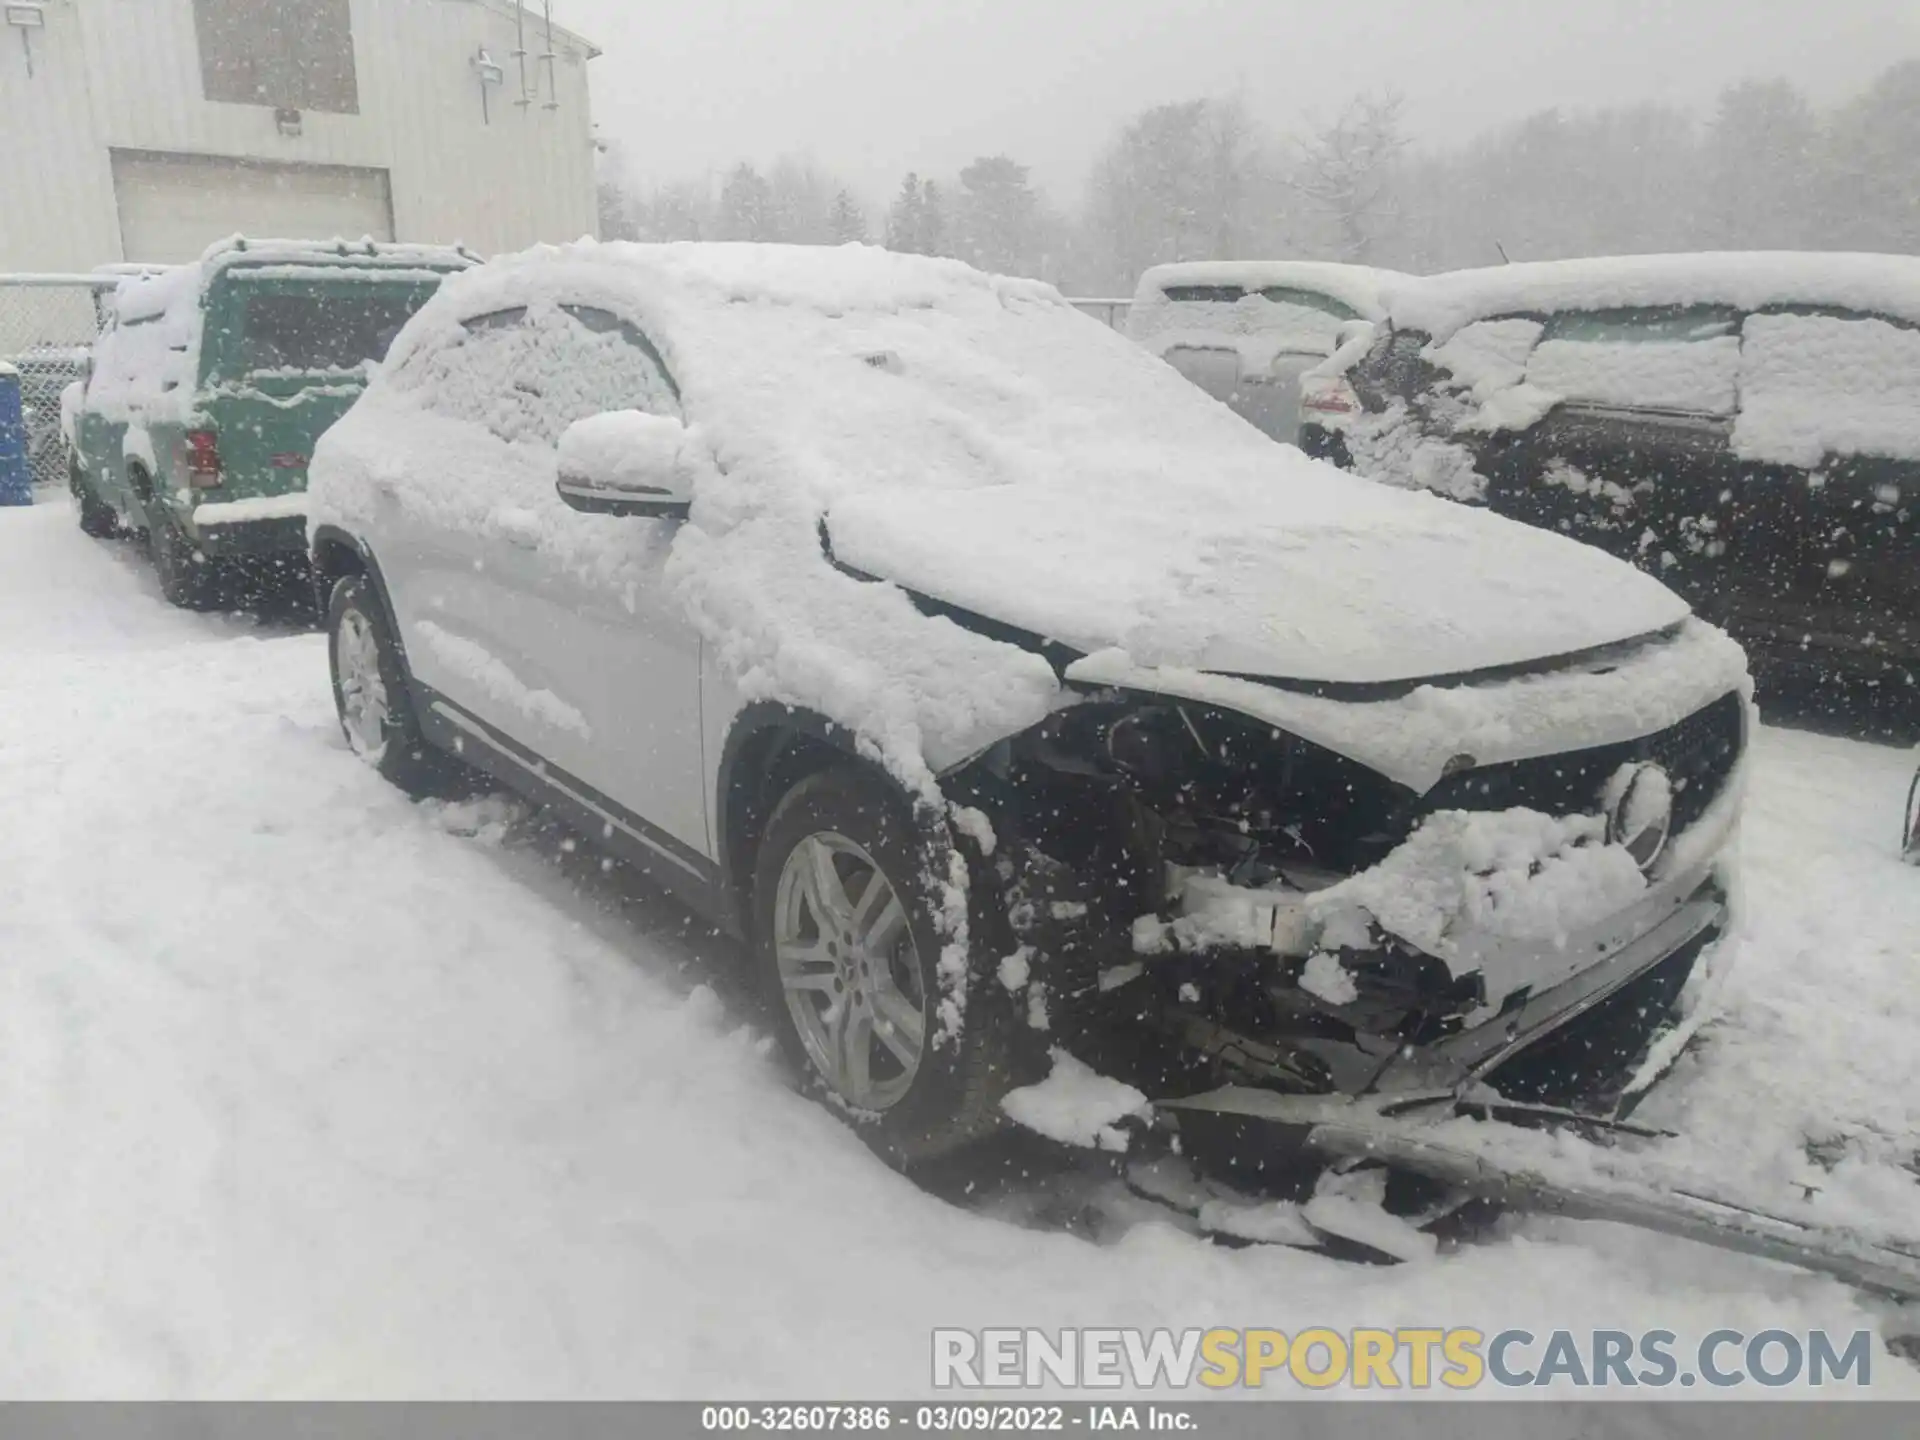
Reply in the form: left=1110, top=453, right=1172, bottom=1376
left=556, top=410, right=698, bottom=520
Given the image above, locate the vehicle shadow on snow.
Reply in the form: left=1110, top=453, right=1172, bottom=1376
left=1753, top=669, right=1920, bottom=747
left=92, top=525, right=321, bottom=636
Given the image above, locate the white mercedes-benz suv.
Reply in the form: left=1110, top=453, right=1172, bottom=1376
left=308, top=241, right=1749, bottom=1169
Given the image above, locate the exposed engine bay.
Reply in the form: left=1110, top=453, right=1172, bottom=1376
left=947, top=665, right=1748, bottom=1116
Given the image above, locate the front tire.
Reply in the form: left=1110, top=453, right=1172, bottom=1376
left=753, top=766, right=1014, bottom=1162
left=327, top=572, right=469, bottom=799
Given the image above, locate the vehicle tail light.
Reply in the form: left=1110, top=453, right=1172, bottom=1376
left=184, top=429, right=222, bottom=487
left=1300, top=380, right=1360, bottom=416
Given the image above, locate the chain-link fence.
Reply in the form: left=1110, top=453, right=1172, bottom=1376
left=0, top=275, right=119, bottom=489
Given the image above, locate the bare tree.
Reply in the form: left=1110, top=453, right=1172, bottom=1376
left=1820, top=60, right=1920, bottom=253
left=1289, top=93, right=1409, bottom=262
left=1085, top=97, right=1266, bottom=291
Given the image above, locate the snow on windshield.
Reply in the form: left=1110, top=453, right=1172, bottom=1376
left=88, top=264, right=205, bottom=425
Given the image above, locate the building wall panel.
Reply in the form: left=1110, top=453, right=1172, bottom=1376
left=0, top=0, right=596, bottom=269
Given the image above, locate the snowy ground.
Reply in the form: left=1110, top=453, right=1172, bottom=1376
left=2, top=493, right=1918, bottom=1401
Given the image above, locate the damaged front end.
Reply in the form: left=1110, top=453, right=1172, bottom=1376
left=944, top=629, right=1750, bottom=1125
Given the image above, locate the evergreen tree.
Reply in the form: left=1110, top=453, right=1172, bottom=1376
left=885, top=173, right=927, bottom=253
left=715, top=163, right=776, bottom=242
left=828, top=189, right=868, bottom=244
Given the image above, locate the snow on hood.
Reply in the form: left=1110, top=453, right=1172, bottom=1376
left=1390, top=251, right=1920, bottom=343
left=826, top=476, right=1690, bottom=686
left=314, top=240, right=1688, bottom=794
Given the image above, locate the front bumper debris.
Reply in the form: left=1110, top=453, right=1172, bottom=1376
left=1147, top=1087, right=1920, bottom=1304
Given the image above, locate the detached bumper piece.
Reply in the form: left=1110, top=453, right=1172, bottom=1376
left=1146, top=1088, right=1920, bottom=1304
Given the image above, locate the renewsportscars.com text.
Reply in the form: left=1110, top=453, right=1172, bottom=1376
left=931, top=1327, right=1876, bottom=1390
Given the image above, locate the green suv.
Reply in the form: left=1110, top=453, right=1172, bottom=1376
left=68, top=239, right=473, bottom=607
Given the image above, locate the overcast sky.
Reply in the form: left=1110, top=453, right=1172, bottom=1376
left=561, top=0, right=1920, bottom=204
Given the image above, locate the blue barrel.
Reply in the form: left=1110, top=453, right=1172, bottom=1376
left=0, top=363, right=29, bottom=506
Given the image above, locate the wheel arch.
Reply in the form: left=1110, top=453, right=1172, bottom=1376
left=714, top=703, right=893, bottom=937
left=311, top=525, right=407, bottom=659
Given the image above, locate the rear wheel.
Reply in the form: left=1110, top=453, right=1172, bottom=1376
left=327, top=572, right=471, bottom=799
left=70, top=461, right=117, bottom=538
left=148, top=508, right=220, bottom=610
left=753, top=766, right=1014, bottom=1162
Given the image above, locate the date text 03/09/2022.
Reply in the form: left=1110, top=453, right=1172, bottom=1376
left=700, top=1404, right=1195, bottom=1432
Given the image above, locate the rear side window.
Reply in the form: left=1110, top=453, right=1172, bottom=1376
left=1160, top=285, right=1246, bottom=304
left=1257, top=287, right=1361, bottom=322
left=394, top=300, right=682, bottom=445
left=238, top=289, right=425, bottom=372
left=1528, top=306, right=1743, bottom=417
left=1540, top=306, right=1743, bottom=344
left=1735, top=309, right=1920, bottom=466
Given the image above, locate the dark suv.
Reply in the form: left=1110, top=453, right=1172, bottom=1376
left=1317, top=253, right=1920, bottom=710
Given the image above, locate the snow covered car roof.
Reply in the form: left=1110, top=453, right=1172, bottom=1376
left=112, top=238, right=474, bottom=326
left=316, top=240, right=1717, bottom=791
left=1131, top=260, right=1407, bottom=320
left=1389, top=251, right=1920, bottom=342
left=93, top=241, right=473, bottom=428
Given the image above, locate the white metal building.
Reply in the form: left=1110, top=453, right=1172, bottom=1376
left=0, top=0, right=600, bottom=269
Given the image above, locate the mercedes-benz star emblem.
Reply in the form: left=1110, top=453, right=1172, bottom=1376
left=1603, top=761, right=1674, bottom=871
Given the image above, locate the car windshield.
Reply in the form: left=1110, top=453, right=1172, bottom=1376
left=239, top=289, right=428, bottom=372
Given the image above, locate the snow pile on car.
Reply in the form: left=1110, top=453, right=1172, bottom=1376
left=1359, top=251, right=1920, bottom=474
left=87, top=262, right=204, bottom=426
left=88, top=237, right=470, bottom=428
left=1735, top=311, right=1920, bottom=466
left=1126, top=259, right=1403, bottom=373
left=310, top=239, right=1723, bottom=798
left=1392, top=252, right=1920, bottom=342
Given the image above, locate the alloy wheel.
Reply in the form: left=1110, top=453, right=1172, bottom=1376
left=335, top=607, right=392, bottom=762
left=773, top=831, right=929, bottom=1110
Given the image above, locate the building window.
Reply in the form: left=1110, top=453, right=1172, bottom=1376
left=193, top=0, right=360, bottom=115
